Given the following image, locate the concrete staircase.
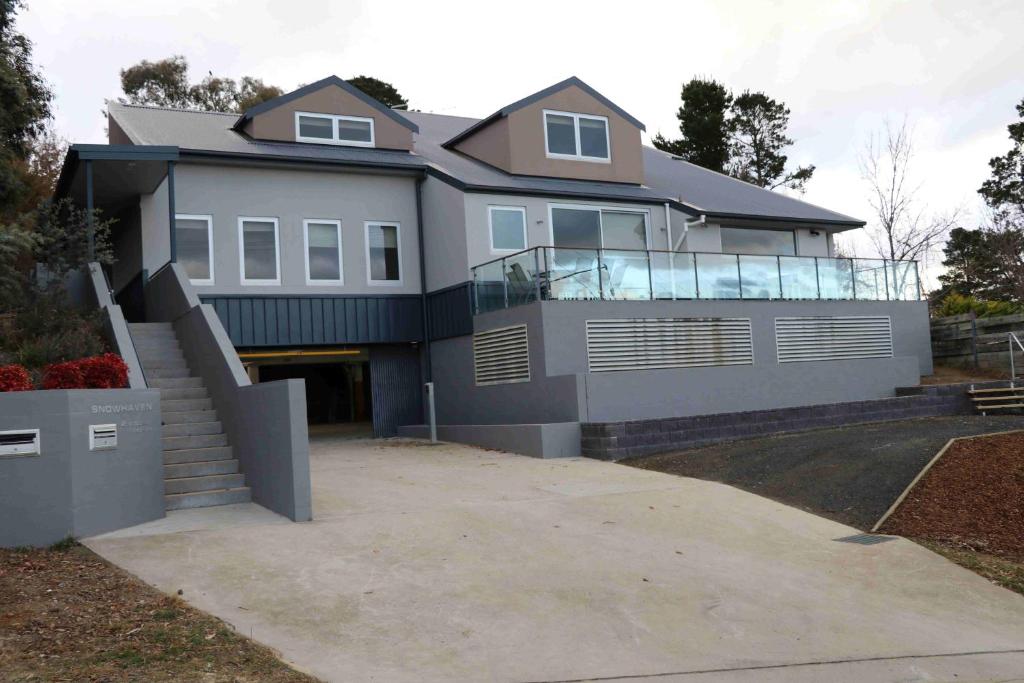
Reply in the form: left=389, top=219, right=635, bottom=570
left=969, top=384, right=1024, bottom=414
left=129, top=322, right=251, bottom=511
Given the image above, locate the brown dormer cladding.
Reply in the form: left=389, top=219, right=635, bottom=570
left=444, top=77, right=646, bottom=185
left=232, top=76, right=418, bottom=151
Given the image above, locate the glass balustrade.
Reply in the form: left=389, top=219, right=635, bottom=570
left=471, top=247, right=921, bottom=313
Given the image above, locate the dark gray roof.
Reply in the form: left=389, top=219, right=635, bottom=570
left=642, top=146, right=863, bottom=226
left=232, top=75, right=418, bottom=133
left=105, top=101, right=862, bottom=227
left=107, top=102, right=426, bottom=170
left=443, top=76, right=645, bottom=148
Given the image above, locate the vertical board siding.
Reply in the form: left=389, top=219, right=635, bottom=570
left=201, top=295, right=423, bottom=346
left=426, top=282, right=474, bottom=341
left=370, top=346, right=423, bottom=437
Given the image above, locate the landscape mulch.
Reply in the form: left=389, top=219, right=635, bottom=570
left=0, top=542, right=318, bottom=682
left=880, top=431, right=1024, bottom=562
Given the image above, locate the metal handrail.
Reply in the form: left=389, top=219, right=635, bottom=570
left=1009, top=332, right=1024, bottom=387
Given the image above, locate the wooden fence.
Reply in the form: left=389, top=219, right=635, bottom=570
left=931, top=312, right=1024, bottom=371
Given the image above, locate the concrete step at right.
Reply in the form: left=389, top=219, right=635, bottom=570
left=137, top=356, right=188, bottom=370
left=161, top=397, right=213, bottom=412
left=165, top=487, right=251, bottom=511
left=165, top=472, right=245, bottom=495
left=137, top=349, right=187, bottom=364
left=163, top=445, right=233, bottom=465
left=164, top=458, right=239, bottom=479
left=146, top=366, right=195, bottom=379
left=162, top=421, right=222, bottom=438
left=162, top=409, right=219, bottom=425
left=148, top=376, right=204, bottom=390
left=158, top=387, right=208, bottom=401
left=162, top=433, right=228, bottom=452
left=129, top=322, right=173, bottom=331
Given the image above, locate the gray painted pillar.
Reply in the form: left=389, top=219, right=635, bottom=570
left=167, top=160, right=177, bottom=263
left=85, top=159, right=95, bottom=260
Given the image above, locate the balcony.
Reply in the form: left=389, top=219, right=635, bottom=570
left=471, top=247, right=921, bottom=314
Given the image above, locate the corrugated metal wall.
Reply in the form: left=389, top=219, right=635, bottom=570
left=201, top=295, right=423, bottom=347
left=425, top=282, right=474, bottom=341
left=369, top=346, right=423, bottom=437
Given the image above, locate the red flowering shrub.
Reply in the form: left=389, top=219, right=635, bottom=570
left=42, top=360, right=86, bottom=389
left=42, top=354, right=128, bottom=390
left=79, top=353, right=129, bottom=389
left=0, top=364, right=33, bottom=392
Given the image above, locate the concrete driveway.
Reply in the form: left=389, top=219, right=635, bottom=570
left=87, top=432, right=1024, bottom=682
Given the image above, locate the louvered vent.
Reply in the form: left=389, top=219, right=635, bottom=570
left=775, top=316, right=893, bottom=363
left=474, top=324, right=530, bottom=385
left=586, top=318, right=753, bottom=372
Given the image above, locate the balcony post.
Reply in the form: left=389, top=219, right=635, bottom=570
left=776, top=255, right=783, bottom=300
left=646, top=250, right=655, bottom=300
left=502, top=257, right=509, bottom=309
left=814, top=257, right=821, bottom=299
left=883, top=259, right=891, bottom=300
left=694, top=253, right=701, bottom=299
left=597, top=249, right=605, bottom=300
left=533, top=248, right=542, bottom=303
left=915, top=261, right=922, bottom=300
left=736, top=254, right=743, bottom=299
left=472, top=272, right=479, bottom=314
left=850, top=259, right=857, bottom=300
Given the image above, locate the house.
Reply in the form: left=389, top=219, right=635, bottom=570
left=54, top=74, right=931, bottom=473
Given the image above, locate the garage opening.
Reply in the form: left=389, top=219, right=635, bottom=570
left=240, top=348, right=372, bottom=437
left=239, top=345, right=423, bottom=438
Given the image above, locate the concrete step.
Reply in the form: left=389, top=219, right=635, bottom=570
left=135, top=344, right=184, bottom=357
left=163, top=445, right=233, bottom=465
left=129, top=322, right=173, bottom=330
left=162, top=397, right=213, bottom=412
left=148, top=376, right=204, bottom=389
left=138, top=357, right=188, bottom=371
left=165, top=487, right=251, bottom=511
left=165, top=472, right=245, bottom=495
left=162, top=409, right=219, bottom=425
left=132, top=332, right=179, bottom=343
left=147, top=366, right=194, bottom=379
left=137, top=350, right=187, bottom=366
left=162, top=433, right=228, bottom=451
left=164, top=458, right=239, bottom=479
left=162, top=421, right=222, bottom=438
left=159, top=387, right=208, bottom=401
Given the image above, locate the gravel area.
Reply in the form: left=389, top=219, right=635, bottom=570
left=624, top=415, right=1024, bottom=530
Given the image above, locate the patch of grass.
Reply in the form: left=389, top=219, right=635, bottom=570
left=0, top=544, right=318, bottom=681
left=918, top=539, right=1024, bottom=596
left=47, top=535, right=77, bottom=551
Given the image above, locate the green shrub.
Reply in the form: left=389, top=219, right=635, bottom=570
left=935, top=292, right=1023, bottom=319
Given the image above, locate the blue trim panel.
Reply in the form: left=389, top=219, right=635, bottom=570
left=201, top=295, right=424, bottom=347
left=426, top=282, right=473, bottom=340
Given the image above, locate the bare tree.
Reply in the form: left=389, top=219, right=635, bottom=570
left=860, top=119, right=959, bottom=264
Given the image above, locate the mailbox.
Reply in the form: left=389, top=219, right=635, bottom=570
left=0, top=429, right=40, bottom=457
left=89, top=424, right=117, bottom=451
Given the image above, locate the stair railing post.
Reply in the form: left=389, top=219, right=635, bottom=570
left=1010, top=332, right=1016, bottom=388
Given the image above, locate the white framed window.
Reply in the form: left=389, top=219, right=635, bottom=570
left=543, top=109, right=610, bottom=162
left=238, top=217, right=281, bottom=285
left=303, top=219, right=343, bottom=285
left=294, top=111, right=375, bottom=147
left=365, top=221, right=402, bottom=285
left=488, top=206, right=527, bottom=253
left=174, top=214, right=214, bottom=285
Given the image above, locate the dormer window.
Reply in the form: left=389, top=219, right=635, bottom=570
left=294, top=112, right=375, bottom=147
left=543, top=110, right=610, bottom=162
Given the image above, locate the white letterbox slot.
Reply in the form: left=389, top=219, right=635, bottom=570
left=0, top=429, right=41, bottom=457
left=89, top=424, right=117, bottom=451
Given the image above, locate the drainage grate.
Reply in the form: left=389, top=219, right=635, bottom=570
left=834, top=533, right=896, bottom=545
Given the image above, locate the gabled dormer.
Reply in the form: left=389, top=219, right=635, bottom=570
left=443, top=77, right=645, bottom=184
left=232, top=75, right=418, bottom=151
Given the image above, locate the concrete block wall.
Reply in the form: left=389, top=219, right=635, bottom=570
left=581, top=392, right=967, bottom=461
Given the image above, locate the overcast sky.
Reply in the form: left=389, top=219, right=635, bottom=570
left=21, top=0, right=1024, bottom=282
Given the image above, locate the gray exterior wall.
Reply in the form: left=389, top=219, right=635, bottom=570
left=141, top=163, right=421, bottom=296
left=0, top=389, right=164, bottom=547
left=421, top=175, right=468, bottom=291
left=429, top=299, right=932, bottom=428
